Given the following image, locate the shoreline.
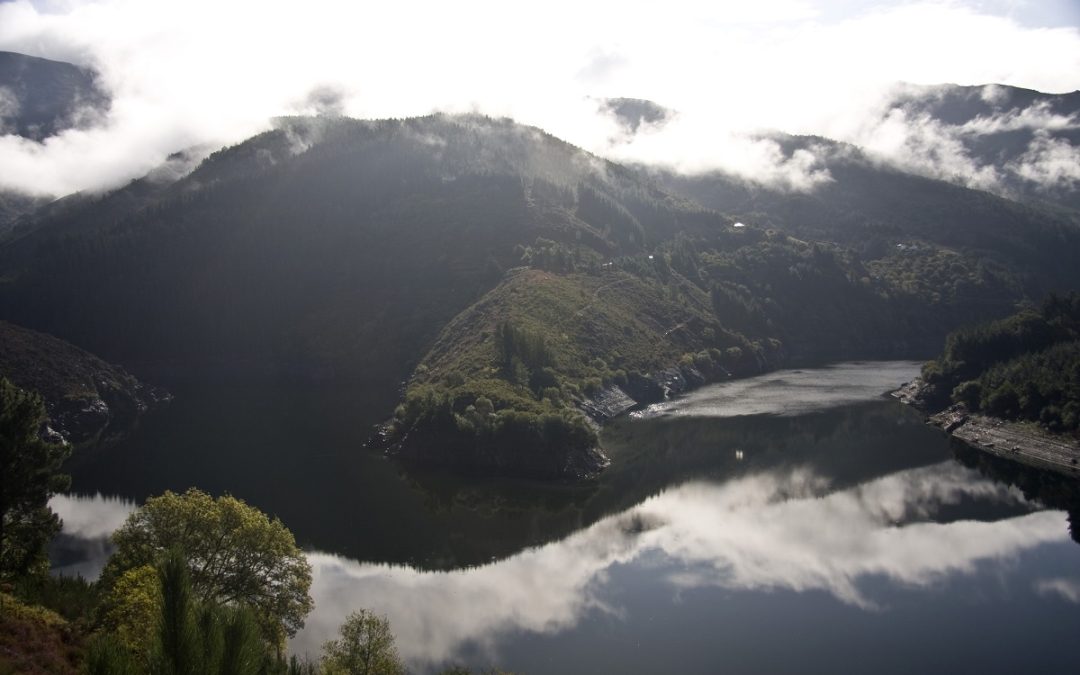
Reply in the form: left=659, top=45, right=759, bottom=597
left=892, top=379, right=1080, bottom=480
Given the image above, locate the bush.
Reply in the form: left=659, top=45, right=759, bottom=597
left=582, top=378, right=602, bottom=396
left=952, top=380, right=981, bottom=408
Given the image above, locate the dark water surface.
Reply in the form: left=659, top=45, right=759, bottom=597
left=52, top=362, right=1080, bottom=673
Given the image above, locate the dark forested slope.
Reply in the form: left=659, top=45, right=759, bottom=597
left=888, top=83, right=1080, bottom=209
left=2, top=113, right=1077, bottom=476
left=0, top=115, right=718, bottom=385
left=654, top=134, right=1080, bottom=325
left=0, top=320, right=160, bottom=446
left=0, top=50, right=109, bottom=141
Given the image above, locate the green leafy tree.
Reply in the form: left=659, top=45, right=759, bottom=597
left=91, top=549, right=286, bottom=675
left=321, top=610, right=404, bottom=675
left=101, top=488, right=313, bottom=645
left=0, top=377, right=70, bottom=579
left=100, top=564, right=161, bottom=657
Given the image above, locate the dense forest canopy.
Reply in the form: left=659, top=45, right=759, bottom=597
left=924, top=292, right=1080, bottom=432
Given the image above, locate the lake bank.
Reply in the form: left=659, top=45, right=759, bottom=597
left=891, top=377, right=1080, bottom=480
left=931, top=405, right=1080, bottom=478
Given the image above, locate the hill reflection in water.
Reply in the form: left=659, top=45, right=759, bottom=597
left=51, top=362, right=1080, bottom=672
left=295, top=461, right=1067, bottom=668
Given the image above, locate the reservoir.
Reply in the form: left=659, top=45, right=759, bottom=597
left=52, top=362, right=1080, bottom=673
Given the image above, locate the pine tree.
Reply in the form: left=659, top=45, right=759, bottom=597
left=0, top=377, right=70, bottom=579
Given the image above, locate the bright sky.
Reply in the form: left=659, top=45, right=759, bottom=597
left=1, top=0, right=1078, bottom=195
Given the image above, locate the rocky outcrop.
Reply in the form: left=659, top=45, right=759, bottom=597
left=891, top=377, right=930, bottom=410
left=578, top=361, right=734, bottom=427
left=890, top=375, right=951, bottom=411
left=578, top=385, right=637, bottom=425
left=0, top=320, right=168, bottom=446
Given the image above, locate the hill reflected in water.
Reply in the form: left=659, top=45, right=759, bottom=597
left=51, top=362, right=1080, bottom=672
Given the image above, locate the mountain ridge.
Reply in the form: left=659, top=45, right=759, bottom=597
left=1, top=111, right=1077, bottom=476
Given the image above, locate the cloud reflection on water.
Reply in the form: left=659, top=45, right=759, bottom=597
left=293, top=461, right=1065, bottom=668
left=51, top=492, right=136, bottom=539
left=49, top=492, right=136, bottom=578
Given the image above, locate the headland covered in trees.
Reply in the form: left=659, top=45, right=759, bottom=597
left=895, top=292, right=1080, bottom=476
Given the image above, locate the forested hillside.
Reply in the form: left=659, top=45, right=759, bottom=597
left=887, top=83, right=1080, bottom=210
left=2, top=113, right=1077, bottom=475
left=923, top=292, right=1080, bottom=432
left=0, top=50, right=109, bottom=141
left=0, top=321, right=159, bottom=445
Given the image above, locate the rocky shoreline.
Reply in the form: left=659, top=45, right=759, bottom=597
left=576, top=364, right=712, bottom=427
left=893, top=378, right=1080, bottom=480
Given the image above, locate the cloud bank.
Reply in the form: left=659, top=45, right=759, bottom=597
left=0, top=0, right=1078, bottom=196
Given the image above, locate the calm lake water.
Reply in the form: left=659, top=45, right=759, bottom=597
left=52, top=362, right=1080, bottom=673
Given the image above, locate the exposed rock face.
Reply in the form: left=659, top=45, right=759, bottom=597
left=0, top=320, right=167, bottom=446
left=580, top=361, right=721, bottom=428
left=578, top=385, right=637, bottom=425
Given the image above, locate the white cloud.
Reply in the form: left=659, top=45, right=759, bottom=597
left=1007, top=131, right=1080, bottom=190
left=0, top=0, right=1077, bottom=196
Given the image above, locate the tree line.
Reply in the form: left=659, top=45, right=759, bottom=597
left=923, top=292, right=1080, bottom=432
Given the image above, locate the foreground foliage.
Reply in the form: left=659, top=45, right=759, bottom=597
left=0, top=591, right=83, bottom=675
left=86, top=551, right=295, bottom=675
left=0, top=377, right=70, bottom=580
left=100, top=488, right=314, bottom=645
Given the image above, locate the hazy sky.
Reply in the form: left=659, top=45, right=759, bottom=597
left=1, top=0, right=1079, bottom=195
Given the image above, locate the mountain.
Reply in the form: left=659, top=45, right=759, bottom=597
left=0, top=51, right=112, bottom=231
left=653, top=133, right=1080, bottom=321
left=0, top=51, right=109, bottom=141
left=1, top=113, right=1077, bottom=476
left=881, top=83, right=1080, bottom=209
left=0, top=190, right=51, bottom=232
